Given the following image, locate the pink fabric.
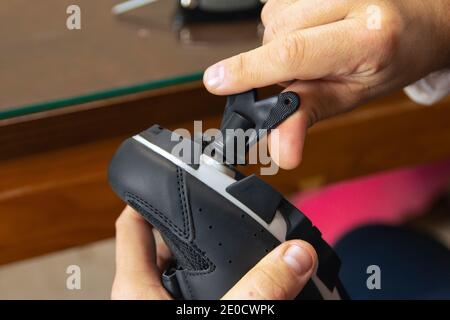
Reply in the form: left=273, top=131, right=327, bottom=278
left=291, top=159, right=450, bottom=244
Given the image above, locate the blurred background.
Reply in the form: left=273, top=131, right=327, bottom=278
left=1, top=0, right=449, bottom=299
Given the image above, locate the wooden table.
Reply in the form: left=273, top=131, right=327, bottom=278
left=1, top=0, right=450, bottom=265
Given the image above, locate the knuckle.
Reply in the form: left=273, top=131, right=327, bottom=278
left=260, top=4, right=270, bottom=26
left=380, top=10, right=403, bottom=53
left=306, top=91, right=329, bottom=126
left=262, top=31, right=272, bottom=46
left=114, top=209, right=136, bottom=230
left=276, top=34, right=305, bottom=71
left=115, top=215, right=126, bottom=230
left=263, top=22, right=276, bottom=42
left=252, top=266, right=290, bottom=300
left=359, top=6, right=403, bottom=70
left=305, top=105, right=321, bottom=127
left=266, top=18, right=285, bottom=39
left=115, top=207, right=145, bottom=231
left=260, top=0, right=277, bottom=26
left=365, top=6, right=402, bottom=47
left=232, top=52, right=261, bottom=83
left=233, top=53, right=247, bottom=81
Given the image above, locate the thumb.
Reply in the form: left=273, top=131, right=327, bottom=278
left=222, top=240, right=317, bottom=300
left=269, top=80, right=357, bottom=169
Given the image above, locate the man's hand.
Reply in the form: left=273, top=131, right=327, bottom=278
left=111, top=206, right=317, bottom=300
left=204, top=0, right=450, bottom=169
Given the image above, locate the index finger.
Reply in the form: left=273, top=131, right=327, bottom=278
left=113, top=206, right=171, bottom=299
left=203, top=19, right=367, bottom=95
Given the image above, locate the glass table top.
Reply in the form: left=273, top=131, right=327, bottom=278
left=0, top=0, right=261, bottom=119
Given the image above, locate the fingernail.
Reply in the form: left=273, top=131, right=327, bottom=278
left=283, top=244, right=313, bottom=276
left=204, top=64, right=225, bottom=89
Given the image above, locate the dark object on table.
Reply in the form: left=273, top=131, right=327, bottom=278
left=177, top=0, right=263, bottom=23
